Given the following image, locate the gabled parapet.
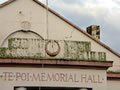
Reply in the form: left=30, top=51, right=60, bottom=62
left=0, top=38, right=106, bottom=61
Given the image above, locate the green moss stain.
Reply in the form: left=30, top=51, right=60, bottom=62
left=0, top=38, right=106, bottom=61
left=98, top=52, right=106, bottom=61
left=0, top=48, right=7, bottom=57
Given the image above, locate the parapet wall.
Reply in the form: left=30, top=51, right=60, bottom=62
left=0, top=38, right=106, bottom=61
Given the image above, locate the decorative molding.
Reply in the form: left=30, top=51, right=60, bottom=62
left=45, top=40, right=60, bottom=57
left=0, top=38, right=106, bottom=61
left=0, top=59, right=113, bottom=70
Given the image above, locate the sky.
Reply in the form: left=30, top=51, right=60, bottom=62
left=0, top=0, right=120, bottom=54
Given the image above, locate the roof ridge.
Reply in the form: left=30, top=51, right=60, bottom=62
left=0, top=0, right=120, bottom=57
left=33, top=0, right=120, bottom=58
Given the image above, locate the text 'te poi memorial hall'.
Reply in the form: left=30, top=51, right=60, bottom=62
left=0, top=0, right=120, bottom=90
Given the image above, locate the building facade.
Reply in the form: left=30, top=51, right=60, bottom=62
left=0, top=0, right=120, bottom=90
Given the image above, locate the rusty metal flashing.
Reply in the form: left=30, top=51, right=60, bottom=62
left=0, top=0, right=16, bottom=8
left=0, top=59, right=113, bottom=70
left=0, top=0, right=119, bottom=57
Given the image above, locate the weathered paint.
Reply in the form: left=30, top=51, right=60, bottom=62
left=0, top=67, right=107, bottom=90
left=0, top=0, right=119, bottom=71
left=0, top=38, right=106, bottom=61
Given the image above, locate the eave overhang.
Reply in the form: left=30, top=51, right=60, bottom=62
left=107, top=72, right=120, bottom=81
left=0, top=59, right=113, bottom=70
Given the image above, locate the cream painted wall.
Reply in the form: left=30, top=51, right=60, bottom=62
left=0, top=67, right=107, bottom=90
left=107, top=80, right=120, bottom=90
left=0, top=0, right=119, bottom=71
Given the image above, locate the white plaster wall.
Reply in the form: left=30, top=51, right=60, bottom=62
left=0, top=0, right=47, bottom=45
left=107, top=80, right=120, bottom=90
left=48, top=11, right=120, bottom=71
left=0, top=0, right=119, bottom=71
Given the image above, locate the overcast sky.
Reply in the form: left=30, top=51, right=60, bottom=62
left=0, top=0, right=120, bottom=54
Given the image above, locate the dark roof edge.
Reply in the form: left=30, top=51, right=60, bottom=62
left=33, top=0, right=120, bottom=58
left=0, top=0, right=16, bottom=8
left=107, top=72, right=120, bottom=81
left=0, top=0, right=119, bottom=57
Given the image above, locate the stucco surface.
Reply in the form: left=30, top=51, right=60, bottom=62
left=0, top=0, right=119, bottom=72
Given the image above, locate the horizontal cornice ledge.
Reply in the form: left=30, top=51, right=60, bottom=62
left=107, top=72, right=120, bottom=81
left=0, top=59, right=113, bottom=70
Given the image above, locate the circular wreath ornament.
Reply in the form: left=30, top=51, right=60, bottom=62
left=45, top=40, right=61, bottom=57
